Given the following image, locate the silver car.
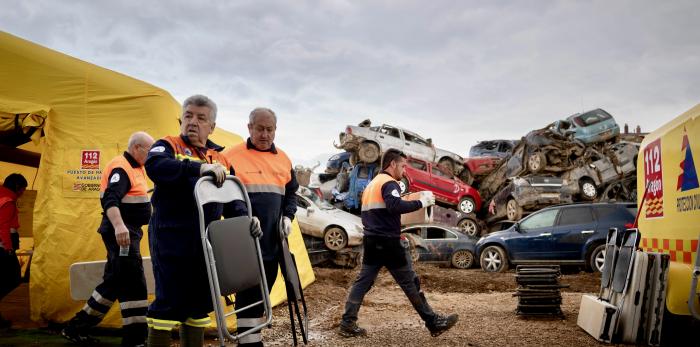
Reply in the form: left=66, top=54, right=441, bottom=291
left=562, top=142, right=638, bottom=201
left=295, top=187, right=364, bottom=251
left=335, top=120, right=464, bottom=175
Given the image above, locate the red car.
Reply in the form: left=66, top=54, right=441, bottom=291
left=399, top=157, right=482, bottom=214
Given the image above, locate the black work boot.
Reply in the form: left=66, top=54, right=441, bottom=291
left=339, top=320, right=367, bottom=337
left=426, top=313, right=459, bottom=337
left=61, top=324, right=100, bottom=345
left=179, top=324, right=204, bottom=347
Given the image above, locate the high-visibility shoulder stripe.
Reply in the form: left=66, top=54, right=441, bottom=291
left=120, top=196, right=150, bottom=203
left=361, top=201, right=387, bottom=211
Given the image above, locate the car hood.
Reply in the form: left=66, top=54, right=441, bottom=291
left=325, top=208, right=363, bottom=224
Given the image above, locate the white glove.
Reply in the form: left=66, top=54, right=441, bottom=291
left=250, top=217, right=262, bottom=238
left=200, top=163, right=227, bottom=186
left=418, top=191, right=435, bottom=208
left=281, top=216, right=292, bottom=238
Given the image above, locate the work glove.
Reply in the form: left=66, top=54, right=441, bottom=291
left=115, top=224, right=130, bottom=247
left=418, top=191, right=435, bottom=208
left=200, top=163, right=227, bottom=187
left=281, top=216, right=292, bottom=238
left=250, top=217, right=262, bottom=238
left=10, top=228, right=19, bottom=250
left=488, top=200, right=496, bottom=215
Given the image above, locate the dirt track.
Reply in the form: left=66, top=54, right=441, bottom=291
left=260, top=264, right=606, bottom=347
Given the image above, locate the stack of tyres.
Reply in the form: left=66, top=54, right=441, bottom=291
left=514, top=265, right=568, bottom=317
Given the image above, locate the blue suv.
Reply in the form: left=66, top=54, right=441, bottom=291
left=476, top=202, right=636, bottom=273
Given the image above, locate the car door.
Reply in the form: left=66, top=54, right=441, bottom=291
left=402, top=129, right=436, bottom=162
left=429, top=164, right=459, bottom=203
left=547, top=206, right=597, bottom=260
left=406, top=158, right=431, bottom=191
left=378, top=124, right=405, bottom=153
left=505, top=208, right=560, bottom=261
left=423, top=227, right=458, bottom=261
left=295, top=195, right=320, bottom=237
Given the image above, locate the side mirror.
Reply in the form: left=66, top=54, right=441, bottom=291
left=513, top=222, right=521, bottom=232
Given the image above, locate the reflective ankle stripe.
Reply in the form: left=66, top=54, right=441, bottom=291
left=123, top=315, right=147, bottom=326
left=91, top=290, right=114, bottom=306
left=184, top=317, right=211, bottom=327
left=120, top=300, right=149, bottom=310
left=82, top=304, right=106, bottom=318
left=147, top=318, right=179, bottom=331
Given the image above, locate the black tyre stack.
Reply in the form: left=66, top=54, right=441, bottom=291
left=513, top=265, right=568, bottom=317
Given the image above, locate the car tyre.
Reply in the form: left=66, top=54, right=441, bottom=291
left=438, top=158, right=456, bottom=175
left=458, top=196, right=476, bottom=214
left=506, top=198, right=522, bottom=221
left=399, top=177, right=410, bottom=194
left=458, top=168, right=474, bottom=186
left=588, top=244, right=606, bottom=273
left=451, top=250, right=474, bottom=269
left=580, top=178, right=598, bottom=201
left=480, top=245, right=508, bottom=272
left=324, top=227, right=348, bottom=251
left=457, top=218, right=480, bottom=237
left=358, top=142, right=380, bottom=164
left=527, top=151, right=546, bottom=173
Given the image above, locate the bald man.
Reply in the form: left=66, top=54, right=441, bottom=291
left=63, top=131, right=155, bottom=347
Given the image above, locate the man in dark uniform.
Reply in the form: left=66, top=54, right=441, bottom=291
left=339, top=149, right=459, bottom=338
left=145, top=95, right=259, bottom=347
left=62, top=131, right=155, bottom=346
left=223, top=107, right=298, bottom=346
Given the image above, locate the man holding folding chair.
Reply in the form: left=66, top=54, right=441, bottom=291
left=338, top=149, right=459, bottom=338
left=144, top=95, right=259, bottom=347
left=223, top=107, right=299, bottom=347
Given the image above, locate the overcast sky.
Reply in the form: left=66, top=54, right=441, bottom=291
left=2, top=1, right=699, bottom=167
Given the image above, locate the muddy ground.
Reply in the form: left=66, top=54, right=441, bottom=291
left=261, top=264, right=605, bottom=347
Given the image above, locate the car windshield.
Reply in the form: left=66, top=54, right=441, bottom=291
left=573, top=109, right=612, bottom=127
left=308, top=193, right=334, bottom=210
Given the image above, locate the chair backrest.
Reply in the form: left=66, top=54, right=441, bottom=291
left=612, top=229, right=640, bottom=294
left=195, top=176, right=251, bottom=210
left=208, top=217, right=261, bottom=295
left=601, top=228, right=619, bottom=289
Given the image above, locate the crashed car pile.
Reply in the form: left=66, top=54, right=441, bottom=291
left=294, top=108, right=644, bottom=270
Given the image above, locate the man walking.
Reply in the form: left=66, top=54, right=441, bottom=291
left=62, top=131, right=155, bottom=346
left=339, top=149, right=459, bottom=338
left=223, top=107, right=299, bottom=347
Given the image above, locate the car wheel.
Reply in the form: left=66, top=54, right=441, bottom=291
left=451, top=250, right=474, bottom=269
left=580, top=178, right=598, bottom=201
left=480, top=245, right=508, bottom=272
left=399, top=177, right=410, bottom=194
left=588, top=244, right=606, bottom=273
left=458, top=196, right=476, bottom=214
left=457, top=218, right=480, bottom=237
left=324, top=227, right=348, bottom=251
left=527, top=152, right=546, bottom=173
left=358, top=142, right=380, bottom=163
left=506, top=198, right=522, bottom=221
left=438, top=158, right=455, bottom=175
left=458, top=168, right=474, bottom=186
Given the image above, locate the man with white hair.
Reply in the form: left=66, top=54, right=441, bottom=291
left=62, top=131, right=155, bottom=347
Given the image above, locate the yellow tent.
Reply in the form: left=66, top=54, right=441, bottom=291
left=0, top=31, right=314, bottom=327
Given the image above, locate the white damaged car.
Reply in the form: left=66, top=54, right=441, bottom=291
left=295, top=186, right=364, bottom=251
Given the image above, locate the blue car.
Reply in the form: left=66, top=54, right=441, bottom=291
left=476, top=202, right=635, bottom=273
left=565, top=108, right=620, bottom=144
left=325, top=151, right=352, bottom=174
left=344, top=162, right=378, bottom=211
